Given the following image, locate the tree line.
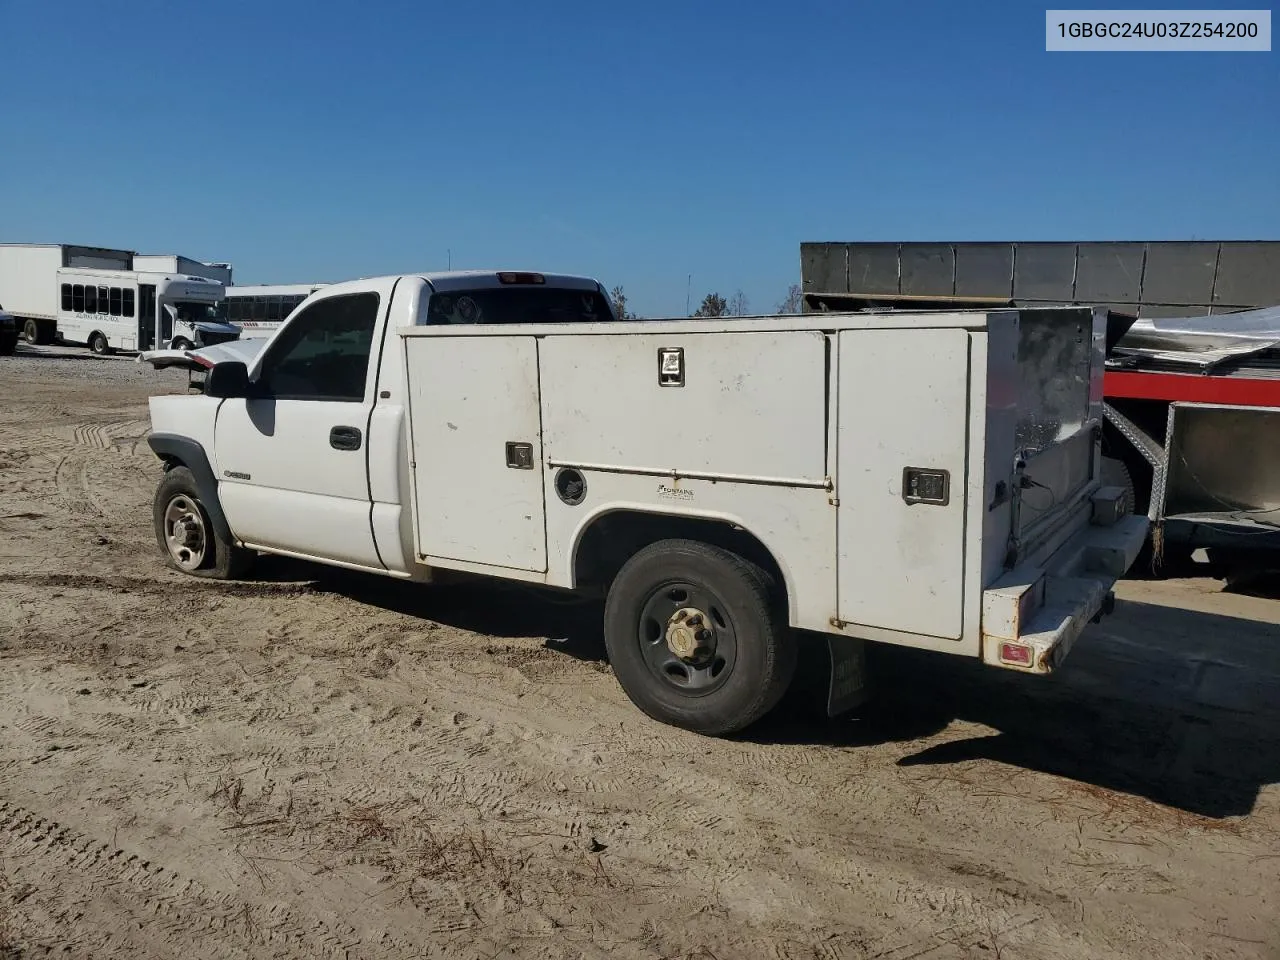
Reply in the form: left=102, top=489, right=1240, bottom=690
left=609, top=283, right=802, bottom=321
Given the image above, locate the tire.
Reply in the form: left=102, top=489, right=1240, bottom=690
left=1100, top=455, right=1136, bottom=516
left=22, top=319, right=39, bottom=344
left=153, top=466, right=254, bottom=579
left=603, top=539, right=797, bottom=736
left=89, top=332, right=111, bottom=355
left=171, top=337, right=194, bottom=351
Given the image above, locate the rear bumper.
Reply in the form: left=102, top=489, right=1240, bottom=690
left=981, top=487, right=1148, bottom=674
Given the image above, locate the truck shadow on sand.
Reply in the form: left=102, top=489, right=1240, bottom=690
left=762, top=594, right=1280, bottom=820
left=263, top=556, right=1280, bottom=820
left=254, top=556, right=607, bottom=649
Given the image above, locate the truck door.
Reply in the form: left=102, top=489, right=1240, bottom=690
left=212, top=290, right=383, bottom=568
left=138, top=285, right=157, bottom=350
left=835, top=328, right=971, bottom=642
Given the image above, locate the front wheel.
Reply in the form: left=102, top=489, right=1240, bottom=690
left=171, top=337, right=194, bottom=351
left=153, top=466, right=254, bottom=579
left=89, top=332, right=111, bottom=355
left=603, top=539, right=797, bottom=736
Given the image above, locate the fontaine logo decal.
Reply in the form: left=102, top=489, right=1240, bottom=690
left=656, top=483, right=694, bottom=501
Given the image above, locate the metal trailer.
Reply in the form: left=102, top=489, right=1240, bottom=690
left=1102, top=307, right=1280, bottom=573
left=0, top=243, right=136, bottom=344
left=798, top=243, right=1280, bottom=573
left=800, top=241, right=1280, bottom=319
left=134, top=255, right=234, bottom=286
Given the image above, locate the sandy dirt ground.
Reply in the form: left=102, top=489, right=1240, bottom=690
left=1, top=344, right=1279, bottom=960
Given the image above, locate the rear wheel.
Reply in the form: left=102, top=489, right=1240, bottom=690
left=603, top=539, right=796, bottom=736
left=22, top=319, right=40, bottom=344
left=153, top=466, right=254, bottom=579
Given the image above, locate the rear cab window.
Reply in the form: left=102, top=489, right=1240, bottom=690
left=424, top=282, right=615, bottom=327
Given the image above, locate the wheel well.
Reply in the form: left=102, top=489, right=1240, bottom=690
left=573, top=511, right=789, bottom=609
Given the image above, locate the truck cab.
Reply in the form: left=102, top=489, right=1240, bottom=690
left=138, top=273, right=241, bottom=352
left=148, top=270, right=617, bottom=571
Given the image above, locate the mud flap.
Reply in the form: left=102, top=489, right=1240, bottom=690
left=827, top=635, right=869, bottom=717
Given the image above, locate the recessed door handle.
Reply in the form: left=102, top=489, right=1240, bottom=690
left=330, top=425, right=362, bottom=451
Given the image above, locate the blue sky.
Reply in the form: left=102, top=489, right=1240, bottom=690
left=1, top=0, right=1276, bottom=316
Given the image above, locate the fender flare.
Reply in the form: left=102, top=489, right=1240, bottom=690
left=147, top=433, right=234, bottom=545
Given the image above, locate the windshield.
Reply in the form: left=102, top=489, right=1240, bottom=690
left=425, top=287, right=614, bottom=325
left=172, top=300, right=228, bottom=324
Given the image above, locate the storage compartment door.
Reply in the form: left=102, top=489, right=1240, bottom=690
left=405, top=336, right=547, bottom=571
left=836, top=328, right=971, bottom=639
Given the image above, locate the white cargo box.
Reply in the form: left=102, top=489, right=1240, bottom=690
left=400, top=308, right=1143, bottom=665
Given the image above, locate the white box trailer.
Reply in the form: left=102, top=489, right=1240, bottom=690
left=143, top=271, right=1147, bottom=736
left=0, top=243, right=134, bottom=342
left=134, top=255, right=233, bottom=286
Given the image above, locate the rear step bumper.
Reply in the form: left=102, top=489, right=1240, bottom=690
left=981, top=487, right=1148, bottom=675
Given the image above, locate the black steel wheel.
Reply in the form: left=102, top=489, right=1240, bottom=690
left=603, top=538, right=796, bottom=735
left=635, top=579, right=739, bottom=696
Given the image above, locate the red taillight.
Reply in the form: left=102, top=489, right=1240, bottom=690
left=497, top=272, right=545, bottom=285
left=1000, top=642, right=1033, bottom=666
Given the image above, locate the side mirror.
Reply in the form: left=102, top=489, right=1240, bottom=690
left=204, top=361, right=251, bottom=399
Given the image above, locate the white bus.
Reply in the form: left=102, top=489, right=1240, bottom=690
left=56, top=269, right=239, bottom=354
left=224, top=283, right=327, bottom=339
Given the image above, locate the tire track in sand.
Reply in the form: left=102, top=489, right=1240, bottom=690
left=0, top=799, right=416, bottom=959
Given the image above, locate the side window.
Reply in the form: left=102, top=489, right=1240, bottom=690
left=61, top=284, right=73, bottom=310
left=73, top=285, right=85, bottom=312
left=123, top=289, right=135, bottom=317
left=98, top=286, right=109, bottom=314
left=84, top=285, right=98, bottom=314
left=109, top=287, right=122, bottom=317
left=258, top=292, right=380, bottom=402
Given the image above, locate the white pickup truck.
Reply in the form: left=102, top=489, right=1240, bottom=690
left=144, top=269, right=1147, bottom=736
